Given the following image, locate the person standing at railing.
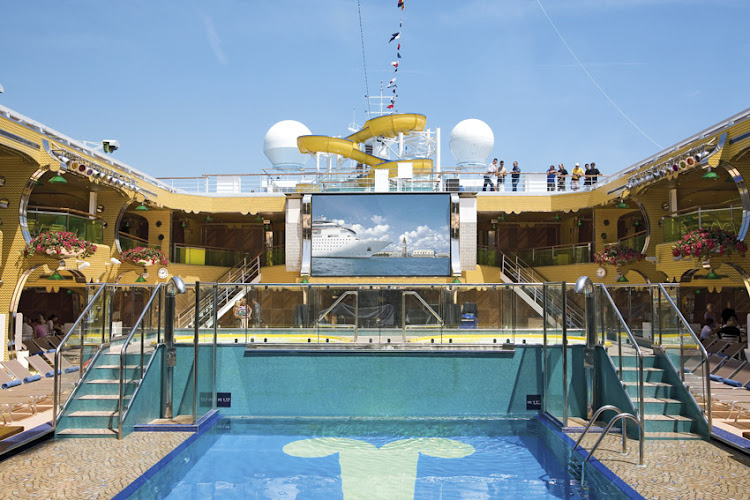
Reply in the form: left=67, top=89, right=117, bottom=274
left=587, top=162, right=600, bottom=186
left=482, top=159, right=497, bottom=192
left=496, top=160, right=507, bottom=191
left=511, top=161, right=521, bottom=191
left=583, top=163, right=592, bottom=188
left=571, top=163, right=584, bottom=191
left=234, top=299, right=248, bottom=328
left=252, top=298, right=262, bottom=328
left=557, top=164, right=568, bottom=191
left=546, top=165, right=556, bottom=192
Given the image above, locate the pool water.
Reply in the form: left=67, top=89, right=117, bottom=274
left=126, top=417, right=636, bottom=499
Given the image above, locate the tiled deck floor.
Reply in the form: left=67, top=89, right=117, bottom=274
left=0, top=432, right=190, bottom=499
left=1, top=427, right=749, bottom=499
left=570, top=432, right=750, bottom=500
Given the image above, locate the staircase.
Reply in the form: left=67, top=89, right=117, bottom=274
left=55, top=346, right=141, bottom=438
left=176, top=253, right=262, bottom=328
left=612, top=349, right=707, bottom=439
left=498, top=252, right=585, bottom=329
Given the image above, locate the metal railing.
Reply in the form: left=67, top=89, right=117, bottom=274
left=402, top=291, right=443, bottom=340
left=597, top=284, right=645, bottom=419
left=500, top=252, right=585, bottom=329
left=176, top=253, right=262, bottom=328
left=316, top=290, right=359, bottom=338
left=53, top=284, right=106, bottom=428
left=573, top=406, right=644, bottom=466
left=118, top=284, right=163, bottom=438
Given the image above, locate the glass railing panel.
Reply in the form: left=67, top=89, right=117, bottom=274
left=515, top=245, right=591, bottom=267
left=476, top=247, right=497, bottom=266
left=118, top=233, right=156, bottom=252
left=172, top=245, right=248, bottom=267
left=661, top=207, right=742, bottom=242
left=27, top=210, right=104, bottom=244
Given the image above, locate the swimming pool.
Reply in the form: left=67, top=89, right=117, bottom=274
left=121, top=416, right=640, bottom=499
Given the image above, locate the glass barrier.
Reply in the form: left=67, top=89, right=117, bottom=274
left=27, top=209, right=104, bottom=243
left=662, top=207, right=742, bottom=243
left=173, top=244, right=248, bottom=267
left=516, top=244, right=592, bottom=267
left=174, top=282, right=586, bottom=346
left=118, top=233, right=155, bottom=252
left=118, top=285, right=164, bottom=434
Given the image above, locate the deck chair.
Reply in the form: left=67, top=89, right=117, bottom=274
left=710, top=358, right=746, bottom=382
left=719, top=342, right=746, bottom=360
left=1, top=360, right=52, bottom=388
left=707, top=339, right=731, bottom=355
left=22, top=340, right=45, bottom=355
left=0, top=424, right=24, bottom=440
left=33, top=337, right=57, bottom=352
left=721, top=364, right=750, bottom=388
left=41, top=351, right=79, bottom=374
left=45, top=336, right=62, bottom=348
left=26, top=354, right=57, bottom=378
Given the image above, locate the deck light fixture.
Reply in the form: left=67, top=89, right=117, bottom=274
left=705, top=270, right=720, bottom=279
left=702, top=168, right=719, bottom=180
left=616, top=274, right=629, bottom=283
left=616, top=200, right=628, bottom=209
left=49, top=173, right=67, bottom=184
left=135, top=202, right=148, bottom=211
left=47, top=270, right=65, bottom=280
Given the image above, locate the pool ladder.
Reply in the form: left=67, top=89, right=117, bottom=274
left=572, top=405, right=644, bottom=466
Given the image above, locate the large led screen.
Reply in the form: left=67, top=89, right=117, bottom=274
left=310, top=194, right=451, bottom=277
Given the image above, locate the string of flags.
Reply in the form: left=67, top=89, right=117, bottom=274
left=387, top=1, right=404, bottom=110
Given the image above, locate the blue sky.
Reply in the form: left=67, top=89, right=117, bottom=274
left=314, top=194, right=450, bottom=252
left=1, top=0, right=749, bottom=178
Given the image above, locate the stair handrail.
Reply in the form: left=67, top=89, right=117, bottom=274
left=582, top=412, right=644, bottom=466
left=656, top=283, right=712, bottom=429
left=598, top=284, right=645, bottom=420
left=316, top=291, right=359, bottom=338
left=118, top=283, right=163, bottom=438
left=53, top=283, right=106, bottom=428
left=402, top=291, right=444, bottom=340
left=176, top=252, right=262, bottom=327
left=573, top=405, right=625, bottom=452
left=500, top=250, right=585, bottom=329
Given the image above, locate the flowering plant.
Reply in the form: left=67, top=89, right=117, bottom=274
left=594, top=244, right=643, bottom=266
left=22, top=231, right=97, bottom=258
left=672, top=228, right=747, bottom=260
left=121, top=247, right=168, bottom=266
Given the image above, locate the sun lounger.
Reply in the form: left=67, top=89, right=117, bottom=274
left=706, top=339, right=731, bottom=355
left=719, top=342, right=746, bottom=360
left=33, top=337, right=56, bottom=352
left=710, top=358, right=746, bottom=382
left=0, top=360, right=52, bottom=388
left=26, top=354, right=58, bottom=378
left=41, top=352, right=79, bottom=374
left=0, top=424, right=24, bottom=440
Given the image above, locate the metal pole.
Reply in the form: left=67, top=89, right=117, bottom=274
left=193, top=281, right=200, bottom=424
left=101, top=289, right=107, bottom=344
left=213, top=284, right=218, bottom=411
left=562, top=282, right=568, bottom=427
left=542, top=284, right=548, bottom=414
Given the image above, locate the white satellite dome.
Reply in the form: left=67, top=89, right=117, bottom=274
left=449, top=119, right=494, bottom=167
left=263, top=120, right=312, bottom=169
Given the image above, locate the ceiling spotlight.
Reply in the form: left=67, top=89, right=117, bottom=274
left=49, top=173, right=67, bottom=184
left=702, top=168, right=719, bottom=180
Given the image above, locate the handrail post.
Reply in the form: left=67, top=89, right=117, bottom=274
left=193, top=281, right=200, bottom=425
left=542, top=284, right=548, bottom=414
left=562, top=281, right=568, bottom=427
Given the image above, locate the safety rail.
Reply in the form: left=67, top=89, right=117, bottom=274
left=597, top=284, right=645, bottom=419
left=516, top=242, right=592, bottom=267
left=573, top=408, right=644, bottom=466
left=176, top=253, right=261, bottom=328
left=118, top=283, right=163, bottom=438
left=500, top=252, right=585, bottom=329
left=401, top=291, right=443, bottom=340
left=316, top=291, right=359, bottom=338
left=656, top=283, right=712, bottom=428
left=53, top=284, right=106, bottom=428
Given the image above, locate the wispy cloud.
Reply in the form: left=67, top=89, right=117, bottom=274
left=201, top=14, right=227, bottom=66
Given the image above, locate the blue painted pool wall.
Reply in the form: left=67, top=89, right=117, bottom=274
left=173, top=346, right=195, bottom=416
left=208, top=345, right=587, bottom=418
left=121, top=346, right=165, bottom=437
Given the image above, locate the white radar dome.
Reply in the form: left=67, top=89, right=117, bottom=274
left=263, top=120, right=312, bottom=169
left=449, top=119, right=494, bottom=167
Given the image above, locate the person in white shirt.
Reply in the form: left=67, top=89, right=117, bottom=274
left=483, top=158, right=497, bottom=192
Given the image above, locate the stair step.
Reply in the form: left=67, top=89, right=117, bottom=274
left=643, top=397, right=681, bottom=404
left=96, top=365, right=139, bottom=369
left=77, top=394, right=122, bottom=400
left=86, top=379, right=119, bottom=384
left=643, top=414, right=692, bottom=422
left=57, top=428, right=117, bottom=436
left=68, top=411, right=119, bottom=417
left=644, top=431, right=703, bottom=440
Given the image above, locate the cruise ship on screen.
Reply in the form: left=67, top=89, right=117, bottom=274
left=312, top=218, right=391, bottom=258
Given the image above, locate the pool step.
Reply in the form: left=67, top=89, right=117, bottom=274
left=56, top=428, right=118, bottom=438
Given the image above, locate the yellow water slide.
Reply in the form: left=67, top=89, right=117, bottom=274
left=297, top=113, right=433, bottom=176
